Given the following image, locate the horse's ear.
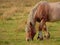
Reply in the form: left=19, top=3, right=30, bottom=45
left=30, top=22, right=33, bottom=26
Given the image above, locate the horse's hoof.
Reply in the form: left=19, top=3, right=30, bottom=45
left=44, top=33, right=50, bottom=39
left=37, top=36, right=43, bottom=40
left=38, top=38, right=43, bottom=40
left=47, top=33, right=50, bottom=39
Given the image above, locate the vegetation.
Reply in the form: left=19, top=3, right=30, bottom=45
left=0, top=0, right=60, bottom=45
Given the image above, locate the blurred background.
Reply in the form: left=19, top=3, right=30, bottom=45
left=0, top=0, right=60, bottom=45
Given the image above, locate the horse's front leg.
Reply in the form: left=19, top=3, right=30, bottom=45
left=37, top=19, right=45, bottom=40
left=43, top=24, right=50, bottom=39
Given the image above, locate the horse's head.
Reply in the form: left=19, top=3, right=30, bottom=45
left=25, top=22, right=36, bottom=41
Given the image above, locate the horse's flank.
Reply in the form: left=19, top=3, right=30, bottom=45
left=49, top=2, right=60, bottom=21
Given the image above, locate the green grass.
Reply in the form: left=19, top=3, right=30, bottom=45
left=0, top=20, right=60, bottom=45
left=0, top=22, right=60, bottom=45
left=0, top=0, right=60, bottom=45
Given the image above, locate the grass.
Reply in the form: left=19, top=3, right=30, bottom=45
left=0, top=0, right=60, bottom=45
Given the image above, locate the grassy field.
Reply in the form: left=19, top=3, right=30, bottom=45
left=0, top=0, right=60, bottom=45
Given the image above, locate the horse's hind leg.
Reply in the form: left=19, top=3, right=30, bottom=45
left=43, top=24, right=50, bottom=39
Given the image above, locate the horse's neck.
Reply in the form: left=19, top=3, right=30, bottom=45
left=28, top=1, right=42, bottom=25
left=27, top=3, right=40, bottom=26
left=28, top=11, right=36, bottom=26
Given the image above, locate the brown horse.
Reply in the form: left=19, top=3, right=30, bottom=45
left=25, top=1, right=60, bottom=41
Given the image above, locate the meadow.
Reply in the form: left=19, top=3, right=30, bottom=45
left=0, top=0, right=60, bottom=45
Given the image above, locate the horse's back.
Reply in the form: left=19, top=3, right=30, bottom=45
left=49, top=2, right=60, bottom=21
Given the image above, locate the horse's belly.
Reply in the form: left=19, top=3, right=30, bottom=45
left=49, top=3, right=60, bottom=21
